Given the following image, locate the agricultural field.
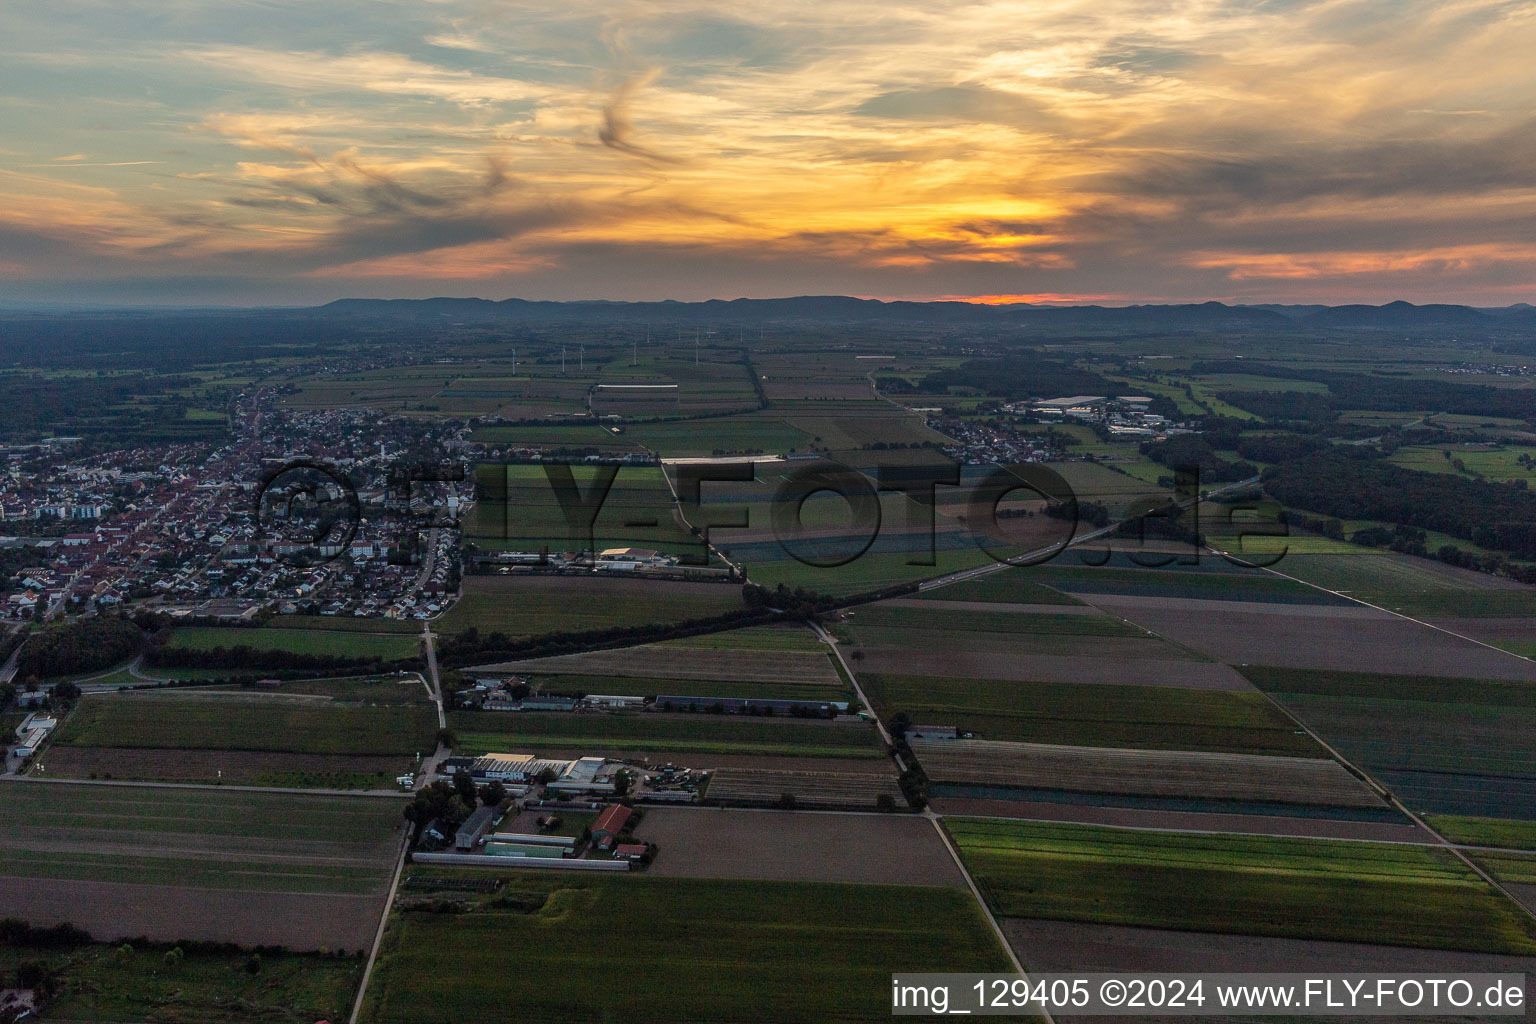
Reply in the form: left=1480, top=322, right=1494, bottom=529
left=705, top=765, right=904, bottom=809
left=40, top=692, right=438, bottom=787
left=0, top=782, right=405, bottom=949
left=360, top=874, right=1011, bottom=1024
left=947, top=818, right=1536, bottom=954
left=1387, top=443, right=1536, bottom=483
left=1242, top=666, right=1536, bottom=818
left=913, top=573, right=1084, bottom=605
left=449, top=709, right=886, bottom=760
left=1425, top=815, right=1536, bottom=850
left=161, top=626, right=419, bottom=661
left=0, top=941, right=362, bottom=1024
left=861, top=674, right=1320, bottom=755
left=1274, top=550, right=1536, bottom=617
left=481, top=644, right=841, bottom=687
left=914, top=739, right=1382, bottom=807
left=467, top=462, right=699, bottom=555
left=630, top=411, right=813, bottom=456
left=436, top=574, right=745, bottom=639
left=640, top=808, right=962, bottom=886
left=51, top=693, right=437, bottom=756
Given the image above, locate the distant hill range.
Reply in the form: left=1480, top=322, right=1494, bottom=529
left=316, top=295, right=1536, bottom=332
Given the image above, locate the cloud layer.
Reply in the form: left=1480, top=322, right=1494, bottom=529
left=1, top=0, right=1534, bottom=304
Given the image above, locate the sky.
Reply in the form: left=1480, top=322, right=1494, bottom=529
left=2, top=0, right=1535, bottom=306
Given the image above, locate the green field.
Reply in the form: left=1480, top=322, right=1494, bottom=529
left=1427, top=815, right=1536, bottom=850
left=946, top=817, right=1536, bottom=954
left=268, top=615, right=422, bottom=633
left=163, top=626, right=419, bottom=660
left=861, top=674, right=1322, bottom=756
left=850, top=604, right=1139, bottom=638
left=0, top=783, right=403, bottom=893
left=915, top=574, right=1084, bottom=605
left=450, top=709, right=884, bottom=759
left=1240, top=666, right=1536, bottom=773
left=519, top=672, right=844, bottom=701
left=654, top=622, right=825, bottom=651
left=208, top=674, right=435, bottom=705
left=747, top=546, right=995, bottom=594
left=468, top=463, right=699, bottom=553
left=0, top=942, right=361, bottom=1024
left=53, top=695, right=438, bottom=756
left=436, top=575, right=745, bottom=638
left=1275, top=552, right=1536, bottom=616
left=1023, top=563, right=1347, bottom=603
left=361, top=874, right=1012, bottom=1024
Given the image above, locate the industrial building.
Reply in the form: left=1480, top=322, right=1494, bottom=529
left=440, top=752, right=621, bottom=795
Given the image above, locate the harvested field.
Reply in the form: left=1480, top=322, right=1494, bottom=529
left=474, top=645, right=840, bottom=685
left=641, top=808, right=962, bottom=886
left=928, top=798, right=1428, bottom=843
left=1081, top=598, right=1536, bottom=680
left=913, top=739, right=1383, bottom=807
left=856, top=649, right=1252, bottom=689
left=706, top=765, right=904, bottom=809
left=0, top=781, right=405, bottom=950
left=952, top=818, right=1536, bottom=954
left=1428, top=616, right=1536, bottom=655
left=0, top=875, right=385, bottom=950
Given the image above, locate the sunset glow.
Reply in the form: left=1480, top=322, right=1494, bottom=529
left=2, top=0, right=1535, bottom=304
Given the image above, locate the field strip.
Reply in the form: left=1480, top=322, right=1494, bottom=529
left=938, top=811, right=1448, bottom=848
left=1196, top=546, right=1536, bottom=931
left=1213, top=543, right=1536, bottom=667
left=925, top=809, right=1054, bottom=1023
left=350, top=832, right=410, bottom=1024
left=914, top=739, right=1384, bottom=807
left=1, top=775, right=408, bottom=797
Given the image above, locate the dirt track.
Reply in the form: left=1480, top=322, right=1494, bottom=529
left=639, top=807, right=964, bottom=887
left=0, top=876, right=385, bottom=951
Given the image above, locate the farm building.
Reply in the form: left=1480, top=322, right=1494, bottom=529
left=906, top=724, right=958, bottom=741
left=585, top=694, right=647, bottom=709
left=614, top=843, right=648, bottom=861
left=590, top=804, right=633, bottom=848
left=653, top=695, right=848, bottom=718
left=439, top=756, right=477, bottom=776
left=518, top=696, right=578, bottom=712
left=455, top=806, right=499, bottom=850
